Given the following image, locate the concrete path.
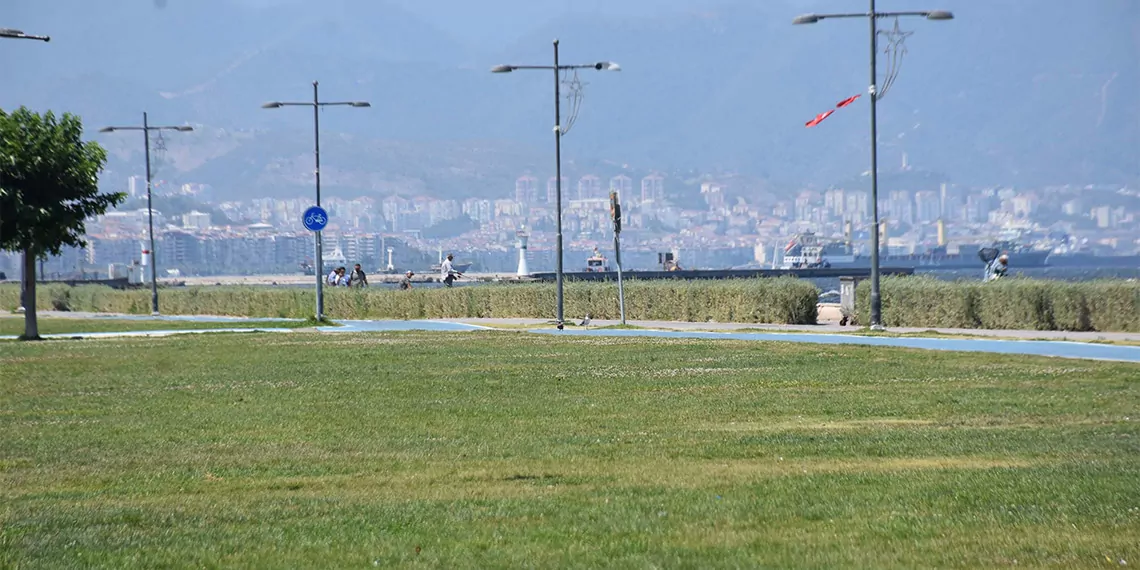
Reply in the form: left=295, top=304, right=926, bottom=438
left=0, top=328, right=294, bottom=340
left=529, top=328, right=1140, bottom=364
left=5, top=313, right=1139, bottom=363
left=449, top=317, right=1140, bottom=343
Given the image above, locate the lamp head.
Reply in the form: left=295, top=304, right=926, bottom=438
left=349, top=102, right=371, bottom=108
left=261, top=102, right=283, bottom=109
left=490, top=64, right=514, bottom=73
left=175, top=126, right=194, bottom=132
left=595, top=61, right=621, bottom=71
left=98, top=127, right=116, bottom=133
left=792, top=14, right=821, bottom=24
left=925, top=10, right=954, bottom=20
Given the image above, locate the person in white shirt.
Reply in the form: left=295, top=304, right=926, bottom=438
left=440, top=254, right=460, bottom=287
left=328, top=267, right=348, bottom=286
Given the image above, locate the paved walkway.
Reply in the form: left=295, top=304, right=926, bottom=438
left=5, top=313, right=1139, bottom=363
left=449, top=317, right=1140, bottom=343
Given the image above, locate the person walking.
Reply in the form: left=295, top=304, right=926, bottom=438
left=399, top=270, right=415, bottom=290
left=349, top=263, right=368, bottom=288
left=985, top=254, right=1009, bottom=282
left=440, top=253, right=462, bottom=288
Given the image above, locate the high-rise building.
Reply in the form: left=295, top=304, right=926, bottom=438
left=577, top=175, right=603, bottom=201
left=182, top=211, right=211, bottom=230
left=640, top=174, right=665, bottom=203
left=888, top=191, right=914, bottom=224
left=701, top=183, right=726, bottom=210
left=515, top=175, right=538, bottom=205
left=824, top=188, right=846, bottom=218
left=609, top=175, right=633, bottom=198
left=128, top=175, right=144, bottom=198
left=844, top=191, right=869, bottom=224
left=546, top=177, right=569, bottom=205
left=914, top=191, right=940, bottom=223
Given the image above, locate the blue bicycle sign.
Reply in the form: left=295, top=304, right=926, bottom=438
left=302, top=206, right=329, bottom=232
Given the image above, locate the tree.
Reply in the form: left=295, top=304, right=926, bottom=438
left=0, top=108, right=122, bottom=340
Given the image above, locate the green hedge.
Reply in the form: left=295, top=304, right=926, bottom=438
left=0, top=278, right=820, bottom=324
left=855, top=277, right=1140, bottom=332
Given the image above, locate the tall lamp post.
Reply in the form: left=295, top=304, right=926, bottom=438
left=100, top=115, right=193, bottom=316
left=492, top=40, right=621, bottom=330
left=262, top=81, right=370, bottom=321
left=3, top=27, right=50, bottom=314
left=794, top=2, right=952, bottom=330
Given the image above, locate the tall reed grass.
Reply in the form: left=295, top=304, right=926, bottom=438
left=855, top=276, right=1140, bottom=332
left=1, top=277, right=821, bottom=324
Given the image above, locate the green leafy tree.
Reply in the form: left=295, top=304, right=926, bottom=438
left=0, top=108, right=122, bottom=340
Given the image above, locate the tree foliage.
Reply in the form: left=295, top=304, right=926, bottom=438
left=1, top=107, right=122, bottom=339
left=0, top=107, right=121, bottom=257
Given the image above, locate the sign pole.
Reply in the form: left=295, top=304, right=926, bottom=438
left=610, top=191, right=626, bottom=325
left=302, top=206, right=330, bottom=321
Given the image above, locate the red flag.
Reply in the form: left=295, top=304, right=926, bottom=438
left=805, top=110, right=834, bottom=128
left=835, top=94, right=861, bottom=108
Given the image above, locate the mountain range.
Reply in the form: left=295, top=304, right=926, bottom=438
left=1, top=0, right=1137, bottom=202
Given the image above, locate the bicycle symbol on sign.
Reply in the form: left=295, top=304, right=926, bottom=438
left=302, top=206, right=329, bottom=232
left=305, top=212, right=326, bottom=227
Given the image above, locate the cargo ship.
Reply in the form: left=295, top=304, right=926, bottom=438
left=779, top=231, right=1050, bottom=270
left=1045, top=252, right=1140, bottom=268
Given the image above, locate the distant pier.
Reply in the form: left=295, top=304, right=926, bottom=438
left=530, top=267, right=915, bottom=282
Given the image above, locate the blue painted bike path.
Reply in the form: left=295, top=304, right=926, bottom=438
left=320, top=320, right=1140, bottom=364
left=4, top=315, right=1138, bottom=363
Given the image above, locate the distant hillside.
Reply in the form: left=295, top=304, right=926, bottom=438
left=2, top=0, right=1136, bottom=199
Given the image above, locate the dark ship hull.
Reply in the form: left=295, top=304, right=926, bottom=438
left=821, top=250, right=1051, bottom=270
left=1045, top=254, right=1140, bottom=268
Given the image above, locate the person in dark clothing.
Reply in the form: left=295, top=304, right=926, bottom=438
left=349, top=263, right=368, bottom=288
left=399, top=271, right=414, bottom=290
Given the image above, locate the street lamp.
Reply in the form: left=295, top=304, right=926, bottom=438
left=100, top=115, right=194, bottom=316
left=3, top=27, right=50, bottom=314
left=0, top=28, right=50, bottom=42
left=262, top=81, right=370, bottom=321
left=491, top=40, right=621, bottom=330
left=794, top=1, right=952, bottom=330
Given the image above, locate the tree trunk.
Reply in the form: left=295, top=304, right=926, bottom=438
left=22, top=249, right=39, bottom=340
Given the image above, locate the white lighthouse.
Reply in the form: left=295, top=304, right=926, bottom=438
left=516, top=226, right=530, bottom=276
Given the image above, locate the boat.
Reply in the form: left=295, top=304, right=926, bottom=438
left=584, top=248, right=611, bottom=272
left=1045, top=252, right=1140, bottom=268
left=431, top=261, right=472, bottom=274
left=429, top=248, right=472, bottom=274
left=779, top=231, right=1051, bottom=270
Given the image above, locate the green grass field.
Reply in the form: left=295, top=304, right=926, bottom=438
left=0, top=316, right=309, bottom=336
left=2, top=331, right=1137, bottom=568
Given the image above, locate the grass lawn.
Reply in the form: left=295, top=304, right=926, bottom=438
left=0, top=316, right=310, bottom=336
left=1, top=331, right=1137, bottom=568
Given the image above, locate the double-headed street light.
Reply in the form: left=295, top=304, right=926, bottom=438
left=100, top=115, right=194, bottom=315
left=262, top=81, right=370, bottom=321
left=0, top=28, right=50, bottom=42
left=492, top=40, right=621, bottom=330
left=794, top=2, right=952, bottom=330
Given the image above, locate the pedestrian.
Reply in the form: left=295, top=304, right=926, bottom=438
left=985, top=254, right=1009, bottom=282
left=326, top=266, right=340, bottom=287
left=399, top=270, right=414, bottom=290
left=349, top=263, right=368, bottom=288
left=440, top=253, right=462, bottom=287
